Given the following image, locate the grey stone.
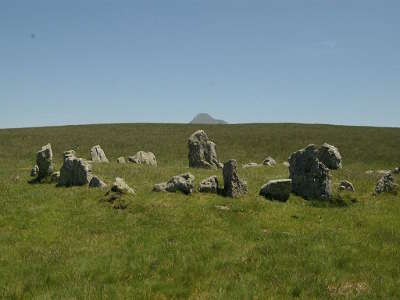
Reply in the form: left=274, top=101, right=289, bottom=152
left=317, top=143, right=342, bottom=170
left=30, top=165, right=39, bottom=177
left=289, top=144, right=332, bottom=200
left=188, top=130, right=223, bottom=169
left=365, top=170, right=374, bottom=175
left=375, top=173, right=398, bottom=194
left=259, top=179, right=292, bottom=201
left=263, top=156, right=277, bottom=167
left=339, top=180, right=355, bottom=192
left=153, top=173, right=195, bottom=195
left=128, top=151, right=157, bottom=166
left=223, top=159, right=248, bottom=198
left=283, top=161, right=290, bottom=167
left=90, top=145, right=109, bottom=163
left=243, top=162, right=261, bottom=168
left=58, top=151, right=93, bottom=186
left=393, top=167, right=400, bottom=174
left=36, top=144, right=54, bottom=180
left=198, top=176, right=219, bottom=193
left=89, top=176, right=107, bottom=189
left=111, top=177, right=135, bottom=194
left=377, top=170, right=391, bottom=175
left=117, top=157, right=126, bottom=164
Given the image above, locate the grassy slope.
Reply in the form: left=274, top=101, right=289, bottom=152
left=0, top=123, right=399, bottom=299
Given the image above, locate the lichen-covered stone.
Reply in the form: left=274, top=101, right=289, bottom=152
left=90, top=145, right=109, bottom=163
left=128, top=151, right=157, bottom=166
left=223, top=159, right=248, bottom=198
left=198, top=176, right=219, bottom=193
left=188, top=130, right=222, bottom=169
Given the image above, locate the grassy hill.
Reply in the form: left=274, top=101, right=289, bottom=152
left=0, top=123, right=400, bottom=299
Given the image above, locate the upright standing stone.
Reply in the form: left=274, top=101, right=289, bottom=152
left=289, top=144, right=335, bottom=200
left=59, top=150, right=93, bottom=186
left=36, top=144, right=54, bottom=180
left=223, top=159, right=248, bottom=197
left=90, top=145, right=109, bottom=163
left=375, top=173, right=398, bottom=194
left=188, top=130, right=223, bottom=169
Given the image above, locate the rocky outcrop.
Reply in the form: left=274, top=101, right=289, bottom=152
left=375, top=173, right=398, bottom=194
left=128, top=151, right=157, bottom=166
left=259, top=179, right=292, bottom=201
left=188, top=130, right=223, bottom=169
left=153, top=173, right=195, bottom=195
left=90, top=145, right=109, bottom=163
left=289, top=143, right=342, bottom=200
left=223, top=160, right=248, bottom=197
left=198, top=176, right=219, bottom=193
left=58, top=150, right=93, bottom=187
left=36, top=144, right=54, bottom=180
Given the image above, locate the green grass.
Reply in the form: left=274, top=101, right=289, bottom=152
left=0, top=123, right=400, bottom=299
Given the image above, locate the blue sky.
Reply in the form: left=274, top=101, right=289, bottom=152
left=1, top=0, right=399, bottom=128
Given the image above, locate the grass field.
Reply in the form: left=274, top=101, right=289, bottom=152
left=0, top=123, right=400, bottom=299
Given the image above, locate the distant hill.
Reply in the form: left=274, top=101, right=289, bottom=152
left=190, top=113, right=228, bottom=124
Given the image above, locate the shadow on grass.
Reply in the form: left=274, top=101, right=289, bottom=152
left=308, top=193, right=358, bottom=208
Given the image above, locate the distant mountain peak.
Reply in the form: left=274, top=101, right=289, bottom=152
left=190, top=113, right=227, bottom=124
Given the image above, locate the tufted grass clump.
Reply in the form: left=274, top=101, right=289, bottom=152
left=0, top=123, right=400, bottom=299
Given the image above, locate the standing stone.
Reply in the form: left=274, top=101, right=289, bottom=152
left=289, top=144, right=333, bottom=200
left=89, top=176, right=107, bottom=189
left=188, top=130, right=223, bottom=169
left=128, top=151, right=157, bottom=166
left=90, top=145, right=109, bottom=163
left=263, top=156, right=277, bottom=167
left=339, top=180, right=355, bottom=192
left=259, top=179, right=292, bottom=201
left=58, top=150, right=93, bottom=186
left=198, top=176, right=219, bottom=193
left=317, top=143, right=342, bottom=170
left=117, top=157, right=126, bottom=164
left=36, top=144, right=54, bottom=180
left=30, top=165, right=39, bottom=177
left=223, top=159, right=248, bottom=197
left=375, top=173, right=398, bottom=194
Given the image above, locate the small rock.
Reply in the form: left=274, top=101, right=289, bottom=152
left=111, top=177, right=135, bottom=194
left=259, top=179, right=292, bottom=201
left=393, top=167, right=400, bottom=174
left=89, top=176, right=107, bottom=189
left=215, top=205, right=230, bottom=211
left=375, top=173, right=398, bottom=194
left=263, top=156, right=277, bottom=167
left=117, top=157, right=126, bottom=164
left=152, top=182, right=168, bottom=192
left=282, top=161, right=290, bottom=167
left=198, top=176, right=219, bottom=193
left=339, top=180, right=355, bottom=192
left=365, top=170, right=374, bottom=175
left=223, top=159, right=248, bottom=197
left=128, top=151, right=157, bottom=166
left=243, top=162, right=261, bottom=168
left=90, top=145, right=109, bottom=163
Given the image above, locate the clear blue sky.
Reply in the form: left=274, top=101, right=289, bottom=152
left=1, top=0, right=399, bottom=128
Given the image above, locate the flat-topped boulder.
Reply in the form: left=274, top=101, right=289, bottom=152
left=259, top=179, right=292, bottom=201
left=90, top=145, right=109, bottom=163
left=153, top=173, right=195, bottom=195
left=223, top=160, right=248, bottom=197
left=198, top=176, right=219, bottom=193
left=188, top=130, right=223, bottom=169
left=58, top=150, right=93, bottom=187
left=128, top=151, right=157, bottom=166
left=36, top=144, right=54, bottom=180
